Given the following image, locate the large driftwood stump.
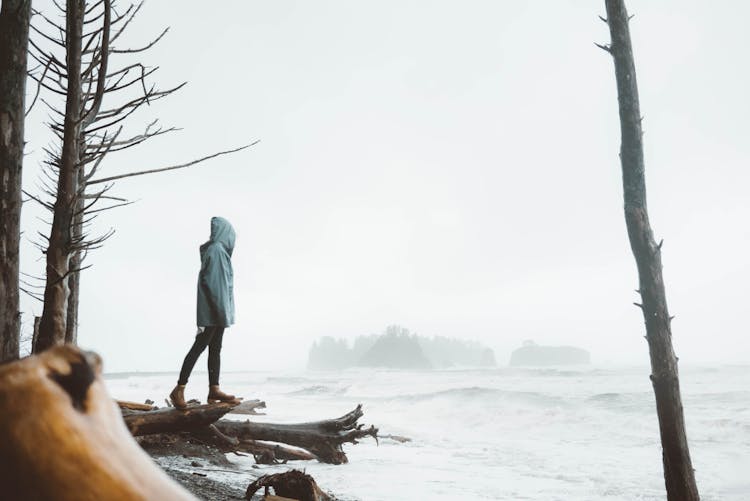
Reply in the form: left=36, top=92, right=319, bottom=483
left=246, top=470, right=331, bottom=501
left=215, top=404, right=378, bottom=464
left=123, top=402, right=239, bottom=436
left=0, top=346, right=196, bottom=500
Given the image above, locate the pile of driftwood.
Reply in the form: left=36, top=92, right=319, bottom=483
left=118, top=399, right=378, bottom=466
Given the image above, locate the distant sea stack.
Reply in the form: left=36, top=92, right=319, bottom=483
left=307, top=325, right=497, bottom=370
left=509, top=341, right=590, bottom=366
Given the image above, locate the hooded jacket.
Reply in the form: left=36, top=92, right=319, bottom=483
left=196, top=217, right=236, bottom=327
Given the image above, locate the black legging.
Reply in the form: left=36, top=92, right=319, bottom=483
left=178, top=326, right=225, bottom=386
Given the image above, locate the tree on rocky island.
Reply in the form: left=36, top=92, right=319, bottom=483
left=358, top=326, right=431, bottom=369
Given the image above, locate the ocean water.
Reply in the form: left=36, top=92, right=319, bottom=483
left=106, top=365, right=750, bottom=500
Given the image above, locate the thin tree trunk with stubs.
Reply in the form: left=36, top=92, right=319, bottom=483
left=602, top=1, right=700, bottom=499
left=0, top=0, right=32, bottom=362
left=35, top=0, right=85, bottom=352
left=64, top=248, right=80, bottom=344
left=65, top=177, right=84, bottom=345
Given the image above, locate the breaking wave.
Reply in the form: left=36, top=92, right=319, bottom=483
left=389, top=386, right=567, bottom=407
left=285, top=384, right=347, bottom=396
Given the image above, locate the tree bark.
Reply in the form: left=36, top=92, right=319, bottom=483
left=0, top=0, right=31, bottom=363
left=64, top=205, right=82, bottom=344
left=35, top=0, right=85, bottom=352
left=65, top=160, right=84, bottom=345
left=603, top=1, right=700, bottom=499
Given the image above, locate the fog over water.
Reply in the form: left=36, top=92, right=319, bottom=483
left=20, top=0, right=750, bottom=372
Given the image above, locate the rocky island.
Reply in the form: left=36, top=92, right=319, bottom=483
left=509, top=341, right=590, bottom=366
left=308, top=325, right=497, bottom=370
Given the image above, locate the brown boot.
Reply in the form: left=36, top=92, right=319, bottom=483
left=207, top=385, right=240, bottom=404
left=169, top=384, right=187, bottom=410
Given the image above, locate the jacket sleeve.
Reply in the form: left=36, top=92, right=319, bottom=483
left=199, top=245, right=231, bottom=322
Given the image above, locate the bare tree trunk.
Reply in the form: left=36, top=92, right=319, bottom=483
left=65, top=135, right=88, bottom=345
left=35, top=0, right=85, bottom=352
left=65, top=192, right=84, bottom=345
left=65, top=142, right=85, bottom=345
left=0, top=0, right=31, bottom=363
left=64, top=251, right=80, bottom=344
left=31, top=316, right=41, bottom=352
left=603, top=1, right=700, bottom=499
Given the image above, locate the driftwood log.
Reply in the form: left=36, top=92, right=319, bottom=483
left=236, top=440, right=316, bottom=463
left=215, top=404, right=378, bottom=464
left=117, top=400, right=157, bottom=411
left=123, top=402, right=239, bottom=436
left=121, top=401, right=377, bottom=464
left=246, top=470, right=331, bottom=501
left=0, top=346, right=197, bottom=500
left=230, top=399, right=267, bottom=415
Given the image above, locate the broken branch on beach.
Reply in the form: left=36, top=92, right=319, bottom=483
left=228, top=399, right=267, bottom=415
left=116, top=399, right=156, bottom=411
left=214, top=404, right=378, bottom=464
left=236, top=439, right=317, bottom=463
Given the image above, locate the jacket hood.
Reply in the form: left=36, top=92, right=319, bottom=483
left=207, top=216, right=235, bottom=256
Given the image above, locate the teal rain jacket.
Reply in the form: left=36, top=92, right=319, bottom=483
left=196, top=217, right=236, bottom=327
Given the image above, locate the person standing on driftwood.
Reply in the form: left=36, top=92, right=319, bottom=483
left=170, top=217, right=241, bottom=409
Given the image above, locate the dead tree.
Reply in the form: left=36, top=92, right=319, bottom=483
left=0, top=0, right=32, bottom=362
left=600, top=1, right=700, bottom=499
left=27, top=1, right=254, bottom=351
left=33, top=0, right=86, bottom=352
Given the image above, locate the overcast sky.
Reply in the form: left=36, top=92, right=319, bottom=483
left=20, top=0, right=750, bottom=372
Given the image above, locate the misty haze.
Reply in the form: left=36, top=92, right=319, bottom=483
left=0, top=0, right=748, bottom=500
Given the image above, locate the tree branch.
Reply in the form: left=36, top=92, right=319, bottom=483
left=87, top=141, right=259, bottom=185
left=80, top=0, right=111, bottom=129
